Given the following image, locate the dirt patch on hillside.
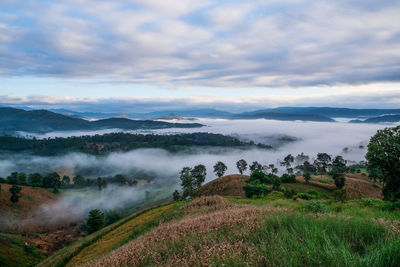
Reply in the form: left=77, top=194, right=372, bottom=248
left=24, top=225, right=86, bottom=257
left=192, top=174, right=249, bottom=198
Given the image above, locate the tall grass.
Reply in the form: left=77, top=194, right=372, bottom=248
left=88, top=208, right=399, bottom=267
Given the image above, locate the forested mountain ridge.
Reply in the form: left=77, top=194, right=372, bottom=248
left=0, top=107, right=203, bottom=133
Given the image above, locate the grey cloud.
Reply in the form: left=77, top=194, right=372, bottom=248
left=0, top=1, right=399, bottom=87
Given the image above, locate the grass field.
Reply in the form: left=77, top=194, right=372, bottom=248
left=30, top=172, right=397, bottom=266
left=84, top=196, right=400, bottom=266
left=0, top=233, right=42, bottom=267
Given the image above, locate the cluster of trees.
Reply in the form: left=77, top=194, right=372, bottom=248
left=174, top=164, right=207, bottom=200
left=0, top=132, right=270, bottom=156
left=172, top=152, right=350, bottom=200
left=0, top=171, right=139, bottom=201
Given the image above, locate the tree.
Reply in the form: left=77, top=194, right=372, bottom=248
left=112, top=174, right=127, bottom=185
left=180, top=167, right=194, bottom=196
left=73, top=175, right=86, bottom=186
left=42, top=172, right=61, bottom=188
left=9, top=184, right=22, bottom=203
left=280, top=154, right=294, bottom=174
left=304, top=172, right=311, bottom=183
left=97, top=177, right=107, bottom=190
left=296, top=160, right=315, bottom=183
left=87, top=209, right=104, bottom=233
left=295, top=152, right=310, bottom=164
left=17, top=173, right=27, bottom=185
left=236, top=159, right=247, bottom=174
left=191, top=164, right=206, bottom=188
left=366, top=125, right=400, bottom=201
left=29, top=173, right=43, bottom=185
left=127, top=179, right=137, bottom=186
left=331, top=156, right=347, bottom=189
left=62, top=175, right=70, bottom=185
left=267, top=164, right=278, bottom=174
left=172, top=190, right=181, bottom=201
left=7, top=172, right=18, bottom=184
left=213, top=161, right=227, bottom=177
left=314, top=153, right=332, bottom=177
left=249, top=161, right=263, bottom=173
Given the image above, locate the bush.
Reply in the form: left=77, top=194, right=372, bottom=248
left=104, top=210, right=122, bottom=226
left=284, top=188, right=297, bottom=199
left=334, top=189, right=347, bottom=202
left=281, top=174, right=297, bottom=183
left=243, top=182, right=271, bottom=198
left=361, top=198, right=382, bottom=207
left=304, top=201, right=328, bottom=213
left=381, top=200, right=400, bottom=211
left=297, top=193, right=313, bottom=200
left=307, top=189, right=323, bottom=199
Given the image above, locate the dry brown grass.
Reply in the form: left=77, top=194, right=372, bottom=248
left=84, top=205, right=284, bottom=267
left=297, top=173, right=382, bottom=199
left=0, top=183, right=57, bottom=215
left=192, top=174, right=249, bottom=198
left=164, top=240, right=258, bottom=267
left=183, top=195, right=231, bottom=213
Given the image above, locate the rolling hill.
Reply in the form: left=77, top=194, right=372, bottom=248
left=349, top=115, right=400, bottom=124
left=232, top=112, right=335, bottom=122
left=35, top=172, right=394, bottom=267
left=0, top=107, right=203, bottom=133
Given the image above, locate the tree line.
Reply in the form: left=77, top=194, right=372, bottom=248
left=0, top=172, right=138, bottom=203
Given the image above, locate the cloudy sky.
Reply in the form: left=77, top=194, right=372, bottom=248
left=0, top=0, right=399, bottom=111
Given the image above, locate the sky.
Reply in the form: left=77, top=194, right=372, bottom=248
left=0, top=0, right=400, bottom=112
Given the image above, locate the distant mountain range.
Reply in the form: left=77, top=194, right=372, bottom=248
left=47, top=107, right=400, bottom=121
left=0, top=108, right=203, bottom=133
left=349, top=115, right=400, bottom=124
left=232, top=112, right=334, bottom=122
left=1, top=106, right=399, bottom=134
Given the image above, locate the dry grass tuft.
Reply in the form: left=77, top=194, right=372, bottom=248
left=183, top=195, right=231, bottom=213
left=84, top=205, right=268, bottom=267
left=165, top=241, right=257, bottom=267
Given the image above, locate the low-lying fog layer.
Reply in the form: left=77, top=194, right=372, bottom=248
left=2, top=119, right=395, bottom=230
left=6, top=119, right=395, bottom=179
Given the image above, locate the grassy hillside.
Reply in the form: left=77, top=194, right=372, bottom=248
left=35, top=173, right=399, bottom=267
left=0, top=183, right=57, bottom=223
left=0, top=233, right=42, bottom=266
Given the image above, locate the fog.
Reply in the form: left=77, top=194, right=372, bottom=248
left=2, top=119, right=395, bottom=232
left=4, top=119, right=395, bottom=180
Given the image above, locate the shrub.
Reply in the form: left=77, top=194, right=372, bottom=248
left=333, top=189, right=347, bottom=202
left=284, top=188, right=297, bottom=199
left=381, top=200, right=400, bottom=211
left=307, top=189, right=323, bottom=199
left=281, top=173, right=297, bottom=183
left=297, top=193, right=312, bottom=200
left=172, top=190, right=181, bottom=201
left=304, top=201, right=328, bottom=213
left=243, top=182, right=270, bottom=198
left=104, top=210, right=122, bottom=226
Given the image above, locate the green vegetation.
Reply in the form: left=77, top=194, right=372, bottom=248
left=87, top=209, right=105, bottom=234
left=0, top=132, right=270, bottom=155
left=213, top=161, right=227, bottom=177
left=366, top=125, right=400, bottom=201
left=0, top=233, right=42, bottom=267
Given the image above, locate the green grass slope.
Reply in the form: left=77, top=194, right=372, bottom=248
left=36, top=174, right=395, bottom=267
